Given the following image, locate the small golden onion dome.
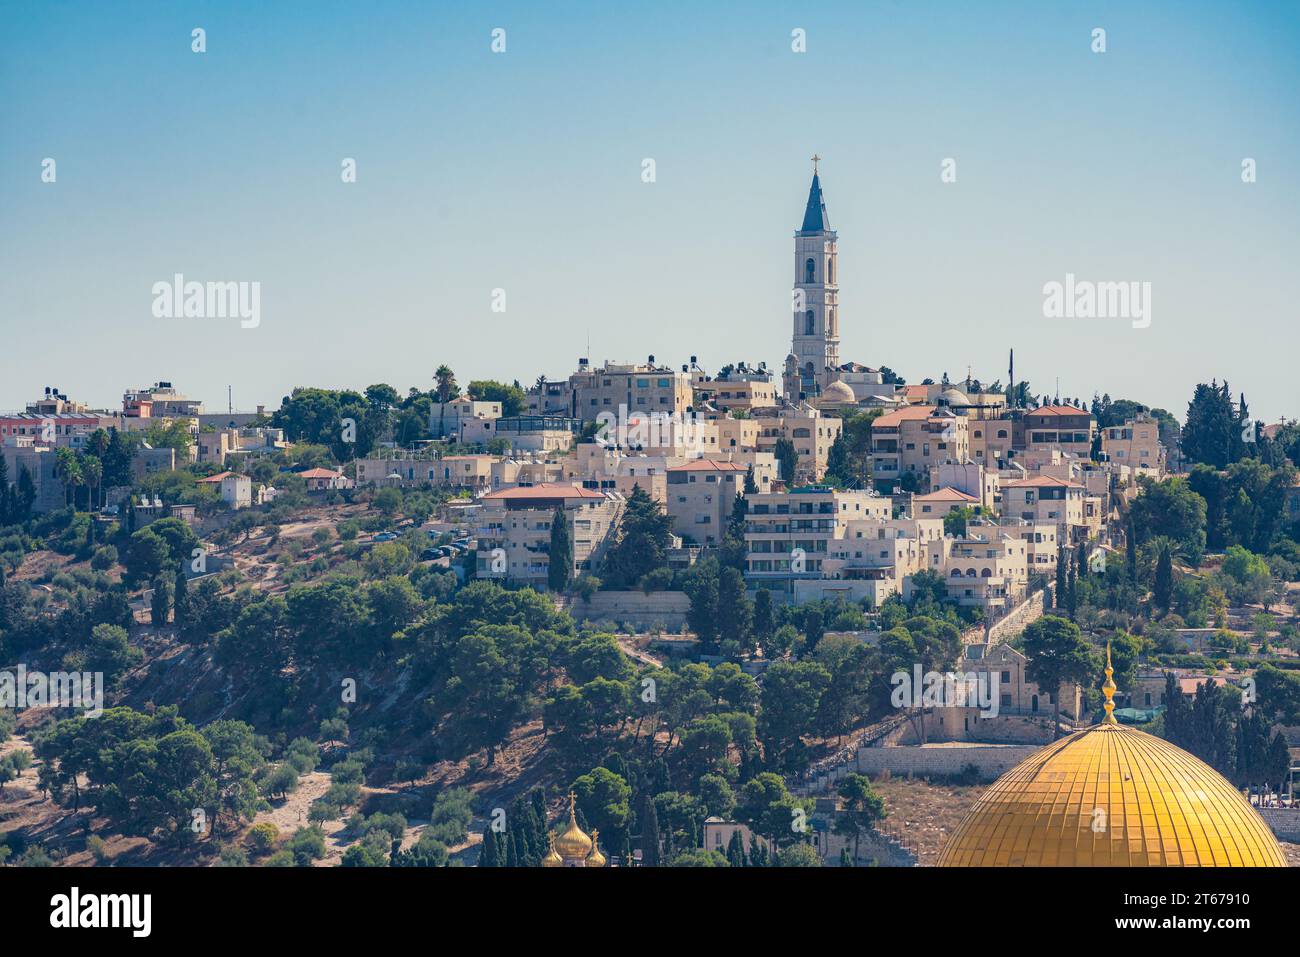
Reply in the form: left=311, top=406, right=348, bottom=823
left=585, top=829, right=607, bottom=867
left=553, top=791, right=593, bottom=862
left=541, top=833, right=564, bottom=868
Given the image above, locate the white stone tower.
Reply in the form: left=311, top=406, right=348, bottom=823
left=784, top=156, right=841, bottom=400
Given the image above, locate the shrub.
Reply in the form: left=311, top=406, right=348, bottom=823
left=89, top=545, right=118, bottom=571
left=248, top=822, right=280, bottom=854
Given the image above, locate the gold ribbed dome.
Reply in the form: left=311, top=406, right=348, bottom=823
left=585, top=829, right=607, bottom=867
left=553, top=792, right=593, bottom=862
left=939, top=644, right=1287, bottom=867
left=541, top=833, right=564, bottom=868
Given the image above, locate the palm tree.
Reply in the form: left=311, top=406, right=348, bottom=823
left=81, top=455, right=103, bottom=511
left=53, top=448, right=81, bottom=509
left=434, top=365, right=456, bottom=437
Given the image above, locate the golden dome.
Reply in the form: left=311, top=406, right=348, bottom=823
left=541, top=833, right=564, bottom=868
left=553, top=792, right=593, bottom=862
left=939, top=644, right=1286, bottom=867
left=585, top=829, right=607, bottom=868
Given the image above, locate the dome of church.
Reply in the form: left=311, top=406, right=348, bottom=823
left=938, top=648, right=1287, bottom=867
left=541, top=834, right=564, bottom=868
left=938, top=388, right=970, bottom=407
left=554, top=792, right=593, bottom=861
left=585, top=829, right=607, bottom=867
left=820, top=379, right=856, bottom=405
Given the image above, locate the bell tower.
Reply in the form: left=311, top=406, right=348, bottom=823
left=786, top=155, right=840, bottom=399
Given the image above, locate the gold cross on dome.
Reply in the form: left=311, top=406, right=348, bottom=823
left=811, top=154, right=821, bottom=174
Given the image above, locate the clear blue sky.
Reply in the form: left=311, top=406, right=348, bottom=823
left=2, top=0, right=1297, bottom=420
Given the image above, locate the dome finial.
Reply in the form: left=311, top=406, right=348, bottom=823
left=1101, top=639, right=1117, bottom=725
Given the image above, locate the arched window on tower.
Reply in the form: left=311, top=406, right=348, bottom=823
left=805, top=310, right=815, bottom=336
left=805, top=258, right=816, bottom=284
left=828, top=257, right=834, bottom=283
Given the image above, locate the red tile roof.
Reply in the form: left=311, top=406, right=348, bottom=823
left=1028, top=404, right=1091, bottom=417
left=914, top=487, right=979, bottom=503
left=198, top=471, right=234, bottom=483
left=873, top=405, right=937, bottom=428
left=298, top=468, right=344, bottom=479
left=482, top=482, right=605, bottom=501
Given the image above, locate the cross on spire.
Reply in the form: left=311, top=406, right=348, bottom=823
left=811, top=153, right=821, bottom=175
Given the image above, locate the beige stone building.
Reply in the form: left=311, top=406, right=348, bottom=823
left=1101, top=412, right=1164, bottom=472
left=474, top=483, right=622, bottom=588
left=753, top=404, right=843, bottom=483
left=1023, top=404, right=1095, bottom=459
left=744, top=487, right=890, bottom=597
left=530, top=358, right=694, bottom=422
left=870, top=406, right=969, bottom=489
left=1001, top=475, right=1087, bottom=543
left=665, top=460, right=748, bottom=545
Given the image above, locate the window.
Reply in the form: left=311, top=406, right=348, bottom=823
left=805, top=258, right=815, bottom=283
left=805, top=310, right=815, bottom=336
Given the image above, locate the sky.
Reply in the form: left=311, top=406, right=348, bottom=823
left=2, top=0, right=1298, bottom=421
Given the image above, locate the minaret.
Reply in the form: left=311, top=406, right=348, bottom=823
left=787, top=155, right=840, bottom=400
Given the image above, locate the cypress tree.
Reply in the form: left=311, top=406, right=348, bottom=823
left=1153, top=543, right=1173, bottom=613
left=1126, top=518, right=1138, bottom=584
left=726, top=829, right=746, bottom=867
left=1055, top=551, right=1067, bottom=609
left=505, top=829, right=519, bottom=868
left=150, top=575, right=171, bottom=626
left=640, top=794, right=660, bottom=867
left=478, top=827, right=501, bottom=867
left=173, top=568, right=188, bottom=628
left=547, top=506, right=572, bottom=592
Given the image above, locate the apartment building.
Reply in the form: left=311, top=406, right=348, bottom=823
left=1023, top=404, right=1095, bottom=459
left=474, top=483, right=622, bottom=588
left=693, top=368, right=778, bottom=412
left=431, top=398, right=502, bottom=440
left=967, top=517, right=1060, bottom=578
left=1101, top=413, right=1164, bottom=472
left=912, top=486, right=980, bottom=520
left=870, top=406, right=970, bottom=490
left=531, top=358, right=694, bottom=422
left=938, top=531, right=1030, bottom=614
left=665, top=459, right=747, bottom=545
left=753, top=403, right=843, bottom=483
left=927, top=461, right=1000, bottom=512
left=1001, top=475, right=1088, bottom=544
left=744, top=487, right=890, bottom=597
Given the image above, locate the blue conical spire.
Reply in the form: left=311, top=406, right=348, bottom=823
left=800, top=171, right=829, bottom=233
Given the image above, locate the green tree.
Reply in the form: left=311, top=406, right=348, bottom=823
left=774, top=438, right=798, bottom=485
left=1022, top=616, right=1095, bottom=738
left=547, top=506, right=572, bottom=592
left=833, top=773, right=885, bottom=864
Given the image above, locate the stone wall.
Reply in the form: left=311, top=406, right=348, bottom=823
left=1257, top=807, right=1300, bottom=842
left=564, top=590, right=692, bottom=630
left=853, top=744, right=1041, bottom=782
